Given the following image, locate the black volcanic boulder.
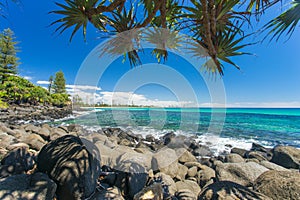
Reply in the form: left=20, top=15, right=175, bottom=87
left=37, top=135, right=101, bottom=200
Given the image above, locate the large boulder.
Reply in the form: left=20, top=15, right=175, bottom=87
left=196, top=166, right=215, bottom=188
left=37, top=135, right=101, bottom=200
left=175, top=180, right=201, bottom=197
left=114, top=160, right=149, bottom=198
left=152, top=148, right=179, bottom=178
left=198, top=181, right=271, bottom=200
left=0, top=147, right=35, bottom=178
left=254, top=170, right=300, bottom=200
left=230, top=147, right=247, bottom=157
left=116, top=151, right=152, bottom=171
left=215, top=162, right=269, bottom=186
left=20, top=133, right=46, bottom=151
left=271, top=145, right=300, bottom=169
left=177, top=163, right=188, bottom=181
left=154, top=172, right=177, bottom=196
left=259, top=160, right=289, bottom=171
left=0, top=173, right=57, bottom=200
left=0, top=132, right=15, bottom=149
left=225, top=153, right=245, bottom=163
left=177, top=148, right=197, bottom=163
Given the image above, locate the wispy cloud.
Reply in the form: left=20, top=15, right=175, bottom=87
left=23, top=76, right=32, bottom=80
left=35, top=80, right=300, bottom=108
left=100, top=91, right=195, bottom=107
left=66, top=85, right=101, bottom=91
left=37, top=80, right=50, bottom=85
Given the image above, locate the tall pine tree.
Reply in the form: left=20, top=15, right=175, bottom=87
left=0, top=28, right=19, bottom=83
left=53, top=70, right=66, bottom=94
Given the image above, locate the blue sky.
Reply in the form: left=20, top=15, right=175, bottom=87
left=1, top=0, right=300, bottom=107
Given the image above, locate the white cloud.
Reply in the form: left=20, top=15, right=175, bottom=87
left=100, top=91, right=195, bottom=107
left=36, top=80, right=50, bottom=85
left=66, top=85, right=101, bottom=91
left=23, top=76, right=32, bottom=80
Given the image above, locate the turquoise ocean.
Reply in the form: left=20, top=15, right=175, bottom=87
left=58, top=107, right=300, bottom=154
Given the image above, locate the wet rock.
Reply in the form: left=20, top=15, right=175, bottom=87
left=192, top=145, right=212, bottom=157
left=225, top=153, right=245, bottom=163
left=0, top=173, right=57, bottom=200
left=254, top=170, right=300, bottom=200
left=37, top=135, right=101, bottom=200
left=145, top=134, right=156, bottom=143
left=215, top=161, right=269, bottom=186
left=271, top=145, right=300, bottom=169
left=118, top=130, right=141, bottom=143
left=119, top=138, right=134, bottom=147
left=162, top=132, right=176, bottom=145
left=152, top=148, right=179, bottom=178
left=198, top=181, right=271, bottom=200
left=133, top=183, right=163, bottom=200
left=251, top=143, right=271, bottom=153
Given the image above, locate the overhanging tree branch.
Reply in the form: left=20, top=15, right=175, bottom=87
left=136, top=0, right=163, bottom=28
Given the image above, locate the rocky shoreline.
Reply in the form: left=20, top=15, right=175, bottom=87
left=0, top=122, right=299, bottom=200
left=0, top=104, right=72, bottom=124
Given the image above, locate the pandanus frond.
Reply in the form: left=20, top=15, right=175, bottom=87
left=263, top=0, right=300, bottom=41
left=50, top=0, right=107, bottom=41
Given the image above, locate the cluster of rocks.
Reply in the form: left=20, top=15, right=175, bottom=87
left=0, top=104, right=72, bottom=124
left=0, top=123, right=299, bottom=200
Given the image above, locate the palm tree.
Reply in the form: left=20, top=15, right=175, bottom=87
left=50, top=0, right=298, bottom=75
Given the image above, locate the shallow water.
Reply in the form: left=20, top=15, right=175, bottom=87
left=55, top=107, right=300, bottom=154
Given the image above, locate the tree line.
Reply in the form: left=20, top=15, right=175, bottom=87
left=0, top=28, right=70, bottom=108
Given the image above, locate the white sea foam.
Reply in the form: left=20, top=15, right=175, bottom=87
left=124, top=126, right=274, bottom=156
